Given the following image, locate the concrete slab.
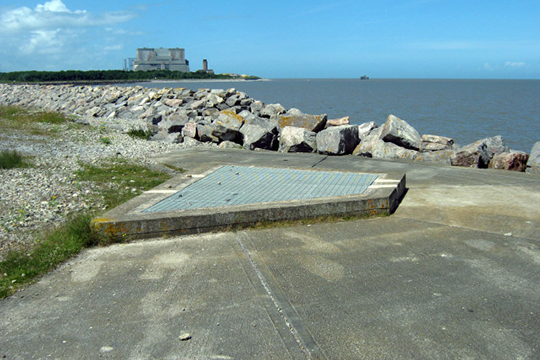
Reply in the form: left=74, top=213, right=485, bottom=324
left=2, top=148, right=540, bottom=359
left=92, top=152, right=406, bottom=240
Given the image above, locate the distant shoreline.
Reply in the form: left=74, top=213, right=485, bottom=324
left=149, top=78, right=270, bottom=83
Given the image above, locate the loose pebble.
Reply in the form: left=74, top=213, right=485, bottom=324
left=179, top=333, right=192, bottom=341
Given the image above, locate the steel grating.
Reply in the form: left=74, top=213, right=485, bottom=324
left=143, top=166, right=379, bottom=213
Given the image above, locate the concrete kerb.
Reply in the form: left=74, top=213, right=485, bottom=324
left=91, top=165, right=406, bottom=240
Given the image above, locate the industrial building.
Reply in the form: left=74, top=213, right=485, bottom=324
left=133, top=47, right=190, bottom=72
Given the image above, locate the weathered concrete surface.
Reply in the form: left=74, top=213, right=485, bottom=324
left=1, top=149, right=540, bottom=360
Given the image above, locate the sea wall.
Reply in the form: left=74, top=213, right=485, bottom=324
left=1, top=83, right=538, bottom=173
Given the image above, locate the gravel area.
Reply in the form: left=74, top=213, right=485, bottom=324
left=0, top=121, right=199, bottom=261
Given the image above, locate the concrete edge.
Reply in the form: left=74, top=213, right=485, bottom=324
left=91, top=168, right=406, bottom=240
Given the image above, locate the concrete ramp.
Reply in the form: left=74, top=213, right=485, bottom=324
left=92, top=164, right=405, bottom=240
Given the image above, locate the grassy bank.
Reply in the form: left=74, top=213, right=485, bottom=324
left=0, top=106, right=172, bottom=298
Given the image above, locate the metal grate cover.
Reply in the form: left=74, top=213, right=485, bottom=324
left=143, top=166, right=378, bottom=213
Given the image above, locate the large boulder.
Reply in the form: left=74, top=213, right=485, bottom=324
left=260, top=103, right=286, bottom=118
left=240, top=123, right=278, bottom=151
left=206, top=93, right=224, bottom=108
left=279, top=126, right=317, bottom=153
left=380, top=115, right=422, bottom=150
left=163, top=98, right=183, bottom=108
left=415, top=150, right=454, bottom=165
left=489, top=151, right=529, bottom=172
left=211, top=110, right=244, bottom=143
left=421, top=134, right=454, bottom=152
left=316, top=125, right=360, bottom=155
left=181, top=122, right=197, bottom=139
left=526, top=142, right=540, bottom=174
left=158, top=113, right=189, bottom=133
left=451, top=135, right=508, bottom=168
left=358, top=121, right=378, bottom=139
left=353, top=138, right=418, bottom=161
left=197, top=124, right=219, bottom=143
left=250, top=100, right=264, bottom=114
left=277, top=112, right=327, bottom=133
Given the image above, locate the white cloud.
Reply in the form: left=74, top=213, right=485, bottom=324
left=36, top=0, right=78, bottom=13
left=0, top=1, right=135, bottom=34
left=505, top=61, right=526, bottom=68
left=0, top=0, right=138, bottom=70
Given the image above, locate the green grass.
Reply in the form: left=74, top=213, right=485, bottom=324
left=0, top=106, right=69, bottom=135
left=0, top=158, right=173, bottom=299
left=0, top=213, right=96, bottom=298
left=75, top=159, right=172, bottom=209
left=127, top=128, right=154, bottom=141
left=0, top=150, right=31, bottom=169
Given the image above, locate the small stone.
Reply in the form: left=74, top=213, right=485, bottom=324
left=100, top=346, right=114, bottom=353
left=179, top=333, right=192, bottom=341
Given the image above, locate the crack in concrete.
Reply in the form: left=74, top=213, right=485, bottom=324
left=235, top=233, right=319, bottom=359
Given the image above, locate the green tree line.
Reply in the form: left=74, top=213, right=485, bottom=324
left=0, top=70, right=259, bottom=83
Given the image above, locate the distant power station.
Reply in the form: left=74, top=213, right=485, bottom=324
left=130, top=47, right=213, bottom=74
left=133, top=47, right=190, bottom=72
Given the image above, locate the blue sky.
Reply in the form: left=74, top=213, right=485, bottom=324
left=0, top=0, right=539, bottom=78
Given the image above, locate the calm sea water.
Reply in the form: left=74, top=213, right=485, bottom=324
left=131, top=79, right=540, bottom=152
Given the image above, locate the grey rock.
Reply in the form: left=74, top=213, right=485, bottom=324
left=194, top=89, right=209, bottom=100
left=211, top=110, right=245, bottom=143
left=489, top=151, right=529, bottom=172
left=210, top=88, right=226, bottom=97
left=250, top=100, right=264, bottom=114
left=163, top=98, right=183, bottom=107
left=316, top=125, right=360, bottom=155
left=287, top=108, right=304, bottom=116
left=358, top=121, right=378, bottom=139
left=354, top=138, right=419, bottom=161
left=226, top=95, right=240, bottom=107
left=277, top=113, right=327, bottom=133
left=526, top=142, right=540, bottom=174
left=415, top=150, right=454, bottom=165
left=380, top=115, right=422, bottom=150
left=206, top=93, right=224, bottom=107
left=138, top=107, right=156, bottom=120
left=240, top=123, right=278, bottom=151
left=451, top=135, right=508, bottom=168
left=182, top=122, right=198, bottom=139
left=238, top=110, right=252, bottom=119
left=190, top=99, right=206, bottom=110
left=244, top=114, right=279, bottom=129
left=197, top=124, right=219, bottom=143
left=279, top=126, right=317, bottom=153
left=260, top=103, right=286, bottom=118
left=149, top=131, right=182, bottom=143
left=202, top=108, right=220, bottom=118
left=240, top=98, right=253, bottom=108
left=421, top=134, right=454, bottom=152
left=159, top=113, right=189, bottom=133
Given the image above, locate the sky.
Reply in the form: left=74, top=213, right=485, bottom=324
left=0, top=0, right=539, bottom=79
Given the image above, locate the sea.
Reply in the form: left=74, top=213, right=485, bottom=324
left=128, top=79, right=540, bottom=152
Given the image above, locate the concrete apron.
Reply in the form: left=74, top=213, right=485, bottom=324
left=2, top=148, right=540, bottom=359
left=91, top=150, right=406, bottom=240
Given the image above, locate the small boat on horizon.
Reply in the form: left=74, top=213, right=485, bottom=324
left=360, top=75, right=370, bottom=80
